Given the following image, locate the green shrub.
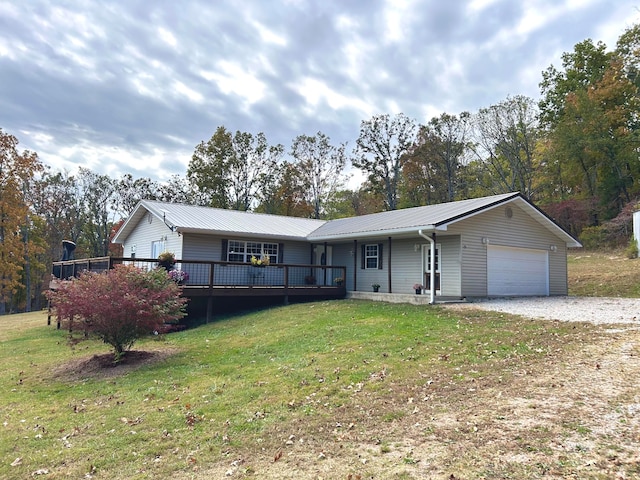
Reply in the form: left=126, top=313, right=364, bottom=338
left=625, top=237, right=639, bottom=259
left=579, top=226, right=607, bottom=250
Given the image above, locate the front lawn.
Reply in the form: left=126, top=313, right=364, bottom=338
left=4, top=300, right=637, bottom=479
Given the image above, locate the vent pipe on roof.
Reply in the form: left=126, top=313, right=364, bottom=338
left=418, top=230, right=436, bottom=305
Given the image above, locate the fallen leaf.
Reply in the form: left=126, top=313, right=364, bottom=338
left=11, top=458, right=22, bottom=467
left=274, top=450, right=283, bottom=462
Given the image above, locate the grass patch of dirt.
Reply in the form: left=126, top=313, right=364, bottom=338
left=51, top=348, right=180, bottom=382
left=569, top=249, right=640, bottom=297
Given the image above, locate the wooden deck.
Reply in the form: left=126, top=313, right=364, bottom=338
left=50, top=257, right=347, bottom=322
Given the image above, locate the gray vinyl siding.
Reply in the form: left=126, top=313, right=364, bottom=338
left=181, top=233, right=311, bottom=264
left=382, top=237, right=461, bottom=297
left=387, top=239, right=423, bottom=294
left=329, top=237, right=462, bottom=295
left=447, top=203, right=568, bottom=297
left=439, top=236, right=462, bottom=297
left=181, top=233, right=313, bottom=286
left=331, top=244, right=354, bottom=289
left=356, top=241, right=387, bottom=292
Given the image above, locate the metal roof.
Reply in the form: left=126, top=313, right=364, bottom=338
left=114, top=200, right=327, bottom=242
left=308, top=192, right=581, bottom=247
left=113, top=193, right=581, bottom=248
left=308, top=192, right=519, bottom=239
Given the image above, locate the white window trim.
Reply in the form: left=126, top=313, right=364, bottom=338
left=425, top=243, right=441, bottom=273
left=227, top=240, right=279, bottom=264
left=365, top=244, right=379, bottom=269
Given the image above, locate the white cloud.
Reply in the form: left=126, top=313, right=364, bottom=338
left=1, top=0, right=635, bottom=188
left=173, top=81, right=204, bottom=104
left=158, top=27, right=179, bottom=49
left=200, top=62, right=266, bottom=106
left=252, top=21, right=287, bottom=46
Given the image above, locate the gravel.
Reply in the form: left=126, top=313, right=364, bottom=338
left=459, top=296, right=640, bottom=325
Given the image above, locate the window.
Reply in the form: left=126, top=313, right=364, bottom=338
left=151, top=240, right=166, bottom=271
left=227, top=240, right=279, bottom=264
left=365, top=244, right=379, bottom=269
left=424, top=244, right=440, bottom=272
left=151, top=240, right=166, bottom=259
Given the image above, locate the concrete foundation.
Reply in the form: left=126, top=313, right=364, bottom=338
left=346, top=291, right=466, bottom=305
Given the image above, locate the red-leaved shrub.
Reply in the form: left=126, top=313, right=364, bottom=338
left=47, top=264, right=188, bottom=362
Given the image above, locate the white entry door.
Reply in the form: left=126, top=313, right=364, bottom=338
left=422, top=243, right=441, bottom=292
left=487, top=245, right=549, bottom=296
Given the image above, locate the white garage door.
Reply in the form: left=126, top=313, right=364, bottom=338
left=487, top=245, right=549, bottom=296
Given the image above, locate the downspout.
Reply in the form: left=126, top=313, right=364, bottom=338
left=418, top=229, right=436, bottom=304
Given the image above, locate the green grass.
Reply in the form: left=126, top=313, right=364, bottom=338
left=569, top=249, right=640, bottom=297
left=0, top=301, right=591, bottom=479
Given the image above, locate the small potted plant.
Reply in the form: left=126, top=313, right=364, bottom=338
left=372, top=283, right=380, bottom=292
left=304, top=275, right=316, bottom=285
left=157, top=251, right=176, bottom=270
left=250, top=255, right=270, bottom=267
left=168, top=269, right=189, bottom=285
left=334, top=277, right=344, bottom=286
left=413, top=283, right=424, bottom=294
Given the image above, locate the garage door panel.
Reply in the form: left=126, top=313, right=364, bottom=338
left=487, top=246, right=548, bottom=296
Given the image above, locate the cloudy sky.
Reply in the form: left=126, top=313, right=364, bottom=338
left=1, top=0, right=638, bottom=185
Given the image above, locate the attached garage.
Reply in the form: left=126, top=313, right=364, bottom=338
left=487, top=245, right=549, bottom=296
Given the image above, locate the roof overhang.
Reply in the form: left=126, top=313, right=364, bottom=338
left=112, top=201, right=153, bottom=244
left=177, top=227, right=314, bottom=242
left=307, top=224, right=448, bottom=242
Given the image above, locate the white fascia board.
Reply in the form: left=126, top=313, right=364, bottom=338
left=178, top=228, right=311, bottom=242
left=307, top=225, right=447, bottom=242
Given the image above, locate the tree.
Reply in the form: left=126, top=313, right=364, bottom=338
left=47, top=264, right=187, bottom=362
left=29, top=169, right=84, bottom=310
left=352, top=113, right=417, bottom=210
left=255, top=162, right=314, bottom=217
left=470, top=96, right=540, bottom=199
left=0, top=129, right=44, bottom=314
left=548, top=58, right=640, bottom=221
left=616, top=23, right=640, bottom=88
left=188, top=126, right=283, bottom=210
left=228, top=131, right=283, bottom=211
left=290, top=132, right=347, bottom=219
left=539, top=39, right=612, bottom=129
left=77, top=168, right=118, bottom=257
left=401, top=112, right=471, bottom=206
left=538, top=28, right=640, bottom=225
left=157, top=174, right=198, bottom=205
left=31, top=170, right=84, bottom=258
left=324, top=186, right=385, bottom=218
left=114, top=174, right=160, bottom=216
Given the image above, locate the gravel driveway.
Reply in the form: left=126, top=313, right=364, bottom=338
left=455, top=296, right=640, bottom=325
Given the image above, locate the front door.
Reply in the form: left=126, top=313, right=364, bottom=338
left=313, top=245, right=333, bottom=286
left=422, top=243, right=441, bottom=291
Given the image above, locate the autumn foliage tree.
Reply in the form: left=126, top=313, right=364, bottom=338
left=353, top=113, right=417, bottom=211
left=0, top=129, right=44, bottom=313
left=47, top=265, right=187, bottom=362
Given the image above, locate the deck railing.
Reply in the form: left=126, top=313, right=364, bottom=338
left=51, top=257, right=347, bottom=291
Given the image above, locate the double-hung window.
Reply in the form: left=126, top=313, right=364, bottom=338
left=365, top=244, right=379, bottom=269
left=227, top=240, right=279, bottom=264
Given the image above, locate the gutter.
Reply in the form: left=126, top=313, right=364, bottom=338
left=418, top=229, right=436, bottom=305
left=308, top=224, right=446, bottom=242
